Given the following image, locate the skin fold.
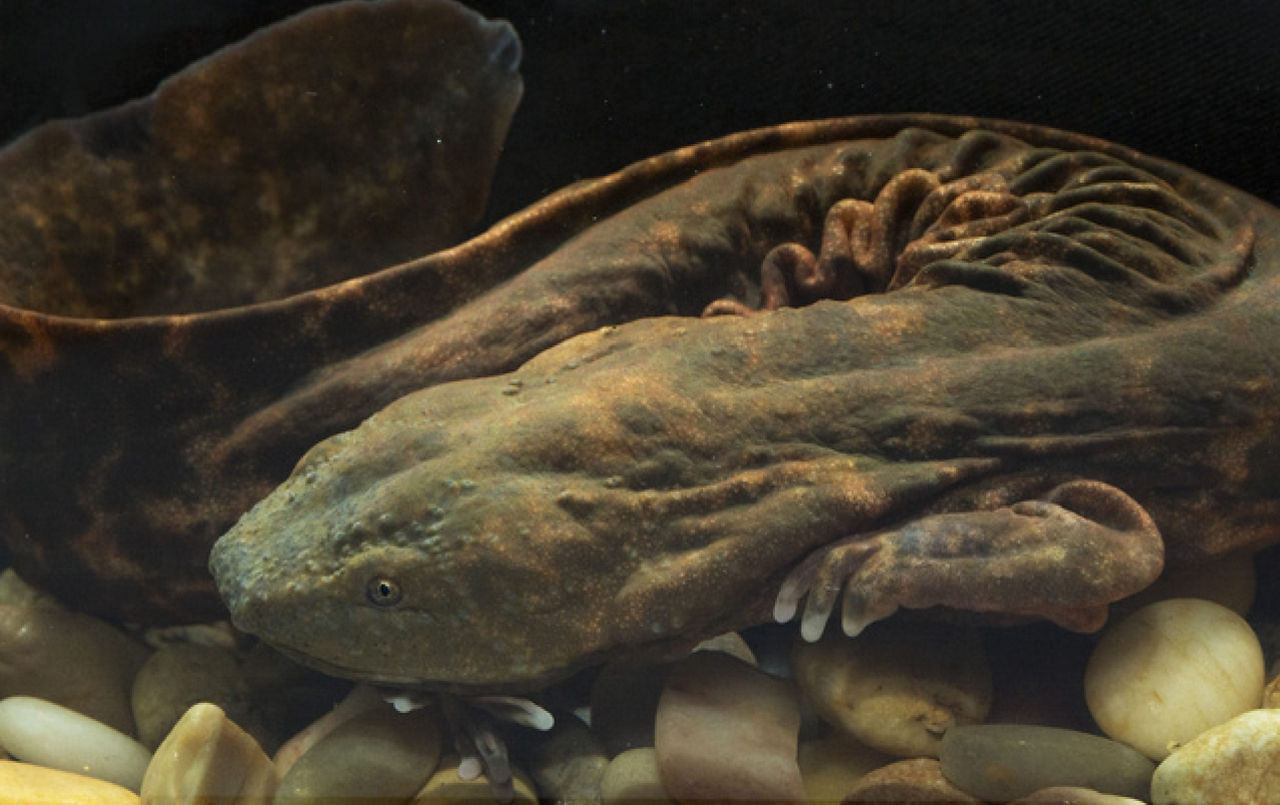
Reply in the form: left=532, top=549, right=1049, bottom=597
left=0, top=0, right=524, bottom=620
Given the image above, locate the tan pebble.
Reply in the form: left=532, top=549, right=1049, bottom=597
left=797, top=730, right=893, bottom=801
left=0, top=758, right=140, bottom=804
left=139, top=702, right=276, bottom=804
left=526, top=714, right=607, bottom=802
left=692, top=630, right=757, bottom=665
left=0, top=600, right=150, bottom=736
left=275, top=700, right=441, bottom=799
left=1111, top=551, right=1255, bottom=619
left=792, top=620, right=991, bottom=757
left=1013, top=785, right=1146, bottom=803
left=1085, top=598, right=1263, bottom=760
left=0, top=695, right=151, bottom=791
left=1151, top=708, right=1280, bottom=804
left=844, top=757, right=979, bottom=803
left=412, top=754, right=537, bottom=803
left=654, top=651, right=804, bottom=801
left=130, top=644, right=251, bottom=749
left=601, top=747, right=672, bottom=803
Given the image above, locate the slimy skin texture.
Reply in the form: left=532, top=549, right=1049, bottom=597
left=212, top=119, right=1279, bottom=691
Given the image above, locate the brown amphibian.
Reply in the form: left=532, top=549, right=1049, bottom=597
left=0, top=0, right=523, bottom=620
left=213, top=115, right=1279, bottom=689
left=0, top=0, right=1276, bottom=697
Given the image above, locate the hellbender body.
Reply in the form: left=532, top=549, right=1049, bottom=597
left=212, top=120, right=1280, bottom=690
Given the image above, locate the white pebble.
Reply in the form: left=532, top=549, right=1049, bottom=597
left=1085, top=598, right=1263, bottom=760
left=0, top=695, right=151, bottom=791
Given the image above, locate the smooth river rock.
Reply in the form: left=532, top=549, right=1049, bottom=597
left=939, top=724, right=1154, bottom=801
left=0, top=758, right=140, bottom=804
left=0, top=695, right=152, bottom=791
left=1085, top=598, right=1264, bottom=760
left=139, top=702, right=276, bottom=804
left=793, top=620, right=991, bottom=757
left=600, top=747, right=671, bottom=803
left=1150, top=708, right=1280, bottom=804
left=275, top=701, right=442, bottom=800
left=654, top=651, right=804, bottom=801
left=131, top=643, right=252, bottom=749
left=0, top=596, right=150, bottom=736
left=526, top=714, right=607, bottom=803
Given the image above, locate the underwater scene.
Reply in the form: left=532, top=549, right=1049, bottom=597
left=1, top=0, right=1279, bottom=802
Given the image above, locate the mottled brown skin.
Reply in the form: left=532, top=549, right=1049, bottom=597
left=0, top=0, right=524, bottom=619
left=211, top=119, right=1279, bottom=691
left=0, top=10, right=1275, bottom=640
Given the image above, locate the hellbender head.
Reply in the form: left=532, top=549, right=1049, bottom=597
left=210, top=319, right=829, bottom=691
left=211, top=371, right=629, bottom=691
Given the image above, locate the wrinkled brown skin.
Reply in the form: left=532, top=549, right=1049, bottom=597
left=211, top=118, right=1280, bottom=691
left=0, top=14, right=1276, bottom=663
left=0, top=0, right=523, bottom=619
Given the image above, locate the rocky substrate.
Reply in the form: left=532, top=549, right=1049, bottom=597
left=1, top=549, right=1278, bottom=804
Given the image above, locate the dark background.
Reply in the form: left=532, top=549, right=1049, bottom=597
left=3, top=0, right=1278, bottom=219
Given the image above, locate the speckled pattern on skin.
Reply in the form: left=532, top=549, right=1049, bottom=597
left=0, top=2, right=1276, bottom=688
left=210, top=117, right=1279, bottom=691
left=0, top=0, right=524, bottom=620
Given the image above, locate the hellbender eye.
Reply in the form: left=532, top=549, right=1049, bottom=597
left=366, top=577, right=403, bottom=607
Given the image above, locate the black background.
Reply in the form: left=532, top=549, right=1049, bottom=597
left=3, top=0, right=1278, bottom=220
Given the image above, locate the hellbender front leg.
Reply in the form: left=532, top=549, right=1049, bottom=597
left=775, top=480, right=1164, bottom=641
